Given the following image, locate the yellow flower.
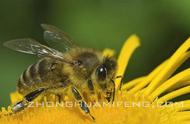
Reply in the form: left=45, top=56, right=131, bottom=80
left=1, top=35, right=190, bottom=124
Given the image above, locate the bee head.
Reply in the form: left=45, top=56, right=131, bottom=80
left=95, top=57, right=117, bottom=102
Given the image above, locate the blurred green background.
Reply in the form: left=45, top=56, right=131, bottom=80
left=0, top=0, right=190, bottom=107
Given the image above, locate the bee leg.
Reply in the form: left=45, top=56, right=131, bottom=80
left=110, top=79, right=115, bottom=103
left=55, top=94, right=63, bottom=103
left=71, top=86, right=95, bottom=121
left=12, top=88, right=45, bottom=113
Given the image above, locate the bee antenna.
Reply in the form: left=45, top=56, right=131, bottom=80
left=114, top=75, right=123, bottom=90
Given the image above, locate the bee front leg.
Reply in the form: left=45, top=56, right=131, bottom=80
left=71, top=86, right=95, bottom=121
left=12, top=88, right=45, bottom=113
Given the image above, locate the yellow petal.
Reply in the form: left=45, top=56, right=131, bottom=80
left=144, top=38, right=190, bottom=96
left=150, top=68, right=190, bottom=101
left=115, top=35, right=140, bottom=90
left=127, top=59, right=168, bottom=94
left=121, top=76, right=146, bottom=91
left=156, top=86, right=190, bottom=104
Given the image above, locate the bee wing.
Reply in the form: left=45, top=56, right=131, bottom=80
left=3, top=38, right=68, bottom=61
left=41, top=24, right=77, bottom=51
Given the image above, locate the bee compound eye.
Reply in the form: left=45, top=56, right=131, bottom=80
left=96, top=65, right=107, bottom=81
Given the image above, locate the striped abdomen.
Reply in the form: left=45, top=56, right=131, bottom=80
left=17, top=57, right=67, bottom=95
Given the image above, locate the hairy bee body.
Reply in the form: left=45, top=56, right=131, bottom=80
left=17, top=57, right=67, bottom=95
left=4, top=24, right=117, bottom=119
left=17, top=48, right=104, bottom=99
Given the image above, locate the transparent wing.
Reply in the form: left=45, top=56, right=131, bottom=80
left=41, top=24, right=76, bottom=51
left=3, top=38, right=65, bottom=60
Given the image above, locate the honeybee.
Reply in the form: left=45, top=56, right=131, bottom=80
left=4, top=24, right=118, bottom=120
